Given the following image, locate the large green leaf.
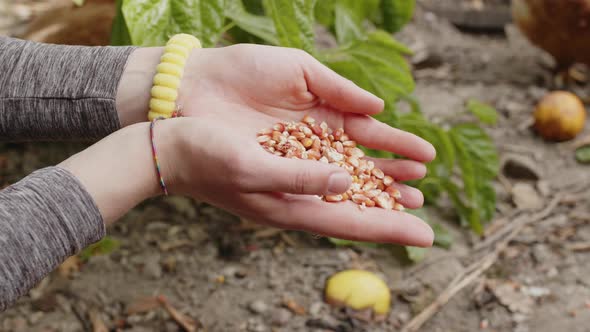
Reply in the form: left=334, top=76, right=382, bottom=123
left=398, top=112, right=455, bottom=176
left=227, top=0, right=278, bottom=44
left=111, top=0, right=132, bottom=46
left=334, top=2, right=364, bottom=44
left=450, top=124, right=499, bottom=179
left=262, top=0, right=316, bottom=53
left=322, top=31, right=414, bottom=121
left=449, top=124, right=498, bottom=234
left=122, top=0, right=226, bottom=47
left=332, top=0, right=379, bottom=44
left=467, top=99, right=498, bottom=125
left=314, top=0, right=335, bottom=26
left=380, top=0, right=415, bottom=33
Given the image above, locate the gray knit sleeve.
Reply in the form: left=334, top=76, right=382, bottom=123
left=0, top=36, right=135, bottom=141
left=0, top=166, right=105, bottom=312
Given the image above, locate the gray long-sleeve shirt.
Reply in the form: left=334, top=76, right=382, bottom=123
left=0, top=37, right=134, bottom=311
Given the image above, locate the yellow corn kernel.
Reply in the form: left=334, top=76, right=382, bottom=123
left=149, top=98, right=175, bottom=115
left=153, top=73, right=181, bottom=89
left=151, top=86, right=178, bottom=102
left=156, top=63, right=183, bottom=77
left=169, top=33, right=201, bottom=49
left=160, top=53, right=186, bottom=66
left=164, top=44, right=189, bottom=58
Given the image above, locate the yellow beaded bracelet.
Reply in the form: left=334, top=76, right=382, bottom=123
left=148, top=34, right=201, bottom=121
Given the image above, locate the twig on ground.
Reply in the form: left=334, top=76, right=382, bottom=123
left=401, top=194, right=564, bottom=332
left=565, top=242, right=590, bottom=252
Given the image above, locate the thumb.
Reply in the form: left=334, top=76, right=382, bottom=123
left=249, top=155, right=352, bottom=195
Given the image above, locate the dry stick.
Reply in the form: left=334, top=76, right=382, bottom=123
left=401, top=194, right=563, bottom=332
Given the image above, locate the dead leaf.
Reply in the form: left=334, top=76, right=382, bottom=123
left=89, top=309, right=108, bottom=332
left=253, top=227, right=282, bottom=239
left=565, top=242, right=590, bottom=252
left=57, top=255, right=80, bottom=279
left=125, top=297, right=160, bottom=315
left=157, top=295, right=201, bottom=332
left=487, top=280, right=534, bottom=314
left=282, top=298, right=306, bottom=315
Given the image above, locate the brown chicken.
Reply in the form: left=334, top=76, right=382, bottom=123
left=512, top=0, right=590, bottom=82
left=20, top=0, right=115, bottom=46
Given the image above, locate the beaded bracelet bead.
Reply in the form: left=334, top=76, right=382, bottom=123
left=148, top=34, right=201, bottom=121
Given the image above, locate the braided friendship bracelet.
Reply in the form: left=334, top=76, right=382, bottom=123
left=149, top=33, right=200, bottom=195
left=150, top=116, right=169, bottom=195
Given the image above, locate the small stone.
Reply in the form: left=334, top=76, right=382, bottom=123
left=337, top=251, right=350, bottom=262
left=309, top=302, right=324, bottom=317
left=248, top=300, right=268, bottom=315
left=271, top=308, right=292, bottom=326
left=143, top=256, right=163, bottom=280
left=222, top=266, right=238, bottom=278
left=511, top=182, right=543, bottom=210
left=162, top=256, right=177, bottom=273
left=28, top=311, right=43, bottom=325
left=396, top=311, right=410, bottom=324
left=531, top=243, right=555, bottom=264
left=246, top=318, right=267, bottom=332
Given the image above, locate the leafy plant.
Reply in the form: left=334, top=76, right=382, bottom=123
left=109, top=0, right=500, bottom=253
left=78, top=236, right=120, bottom=262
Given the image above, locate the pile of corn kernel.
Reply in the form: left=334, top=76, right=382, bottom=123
left=257, top=115, right=404, bottom=211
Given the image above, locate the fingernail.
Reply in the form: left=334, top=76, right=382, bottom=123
left=327, top=172, right=351, bottom=194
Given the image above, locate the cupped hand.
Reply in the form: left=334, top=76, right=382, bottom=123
left=161, top=101, right=436, bottom=247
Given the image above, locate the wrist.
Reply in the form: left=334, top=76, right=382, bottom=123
left=59, top=120, right=184, bottom=225
left=116, top=47, right=163, bottom=127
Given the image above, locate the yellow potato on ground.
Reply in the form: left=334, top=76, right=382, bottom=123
left=324, top=269, right=391, bottom=321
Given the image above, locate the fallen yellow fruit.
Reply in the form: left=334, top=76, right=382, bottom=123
left=533, top=91, right=586, bottom=141
left=324, top=269, right=391, bottom=320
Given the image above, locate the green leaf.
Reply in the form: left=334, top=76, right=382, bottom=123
left=406, top=208, right=453, bottom=249
left=227, top=0, right=278, bottom=45
left=449, top=124, right=499, bottom=234
left=322, top=30, right=414, bottom=120
left=398, top=112, right=455, bottom=175
left=111, top=0, right=132, bottom=46
left=467, top=99, right=498, bottom=125
left=314, top=0, right=335, bottom=26
left=380, top=0, right=415, bottom=33
left=122, top=0, right=226, bottom=47
left=450, top=124, right=499, bottom=179
left=334, top=2, right=364, bottom=44
left=78, top=236, right=120, bottom=262
left=262, top=0, right=316, bottom=53
left=405, top=246, right=428, bottom=262
left=431, top=223, right=453, bottom=249
left=575, top=145, right=590, bottom=164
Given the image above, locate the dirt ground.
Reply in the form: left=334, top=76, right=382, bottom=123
left=2, top=3, right=590, bottom=332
